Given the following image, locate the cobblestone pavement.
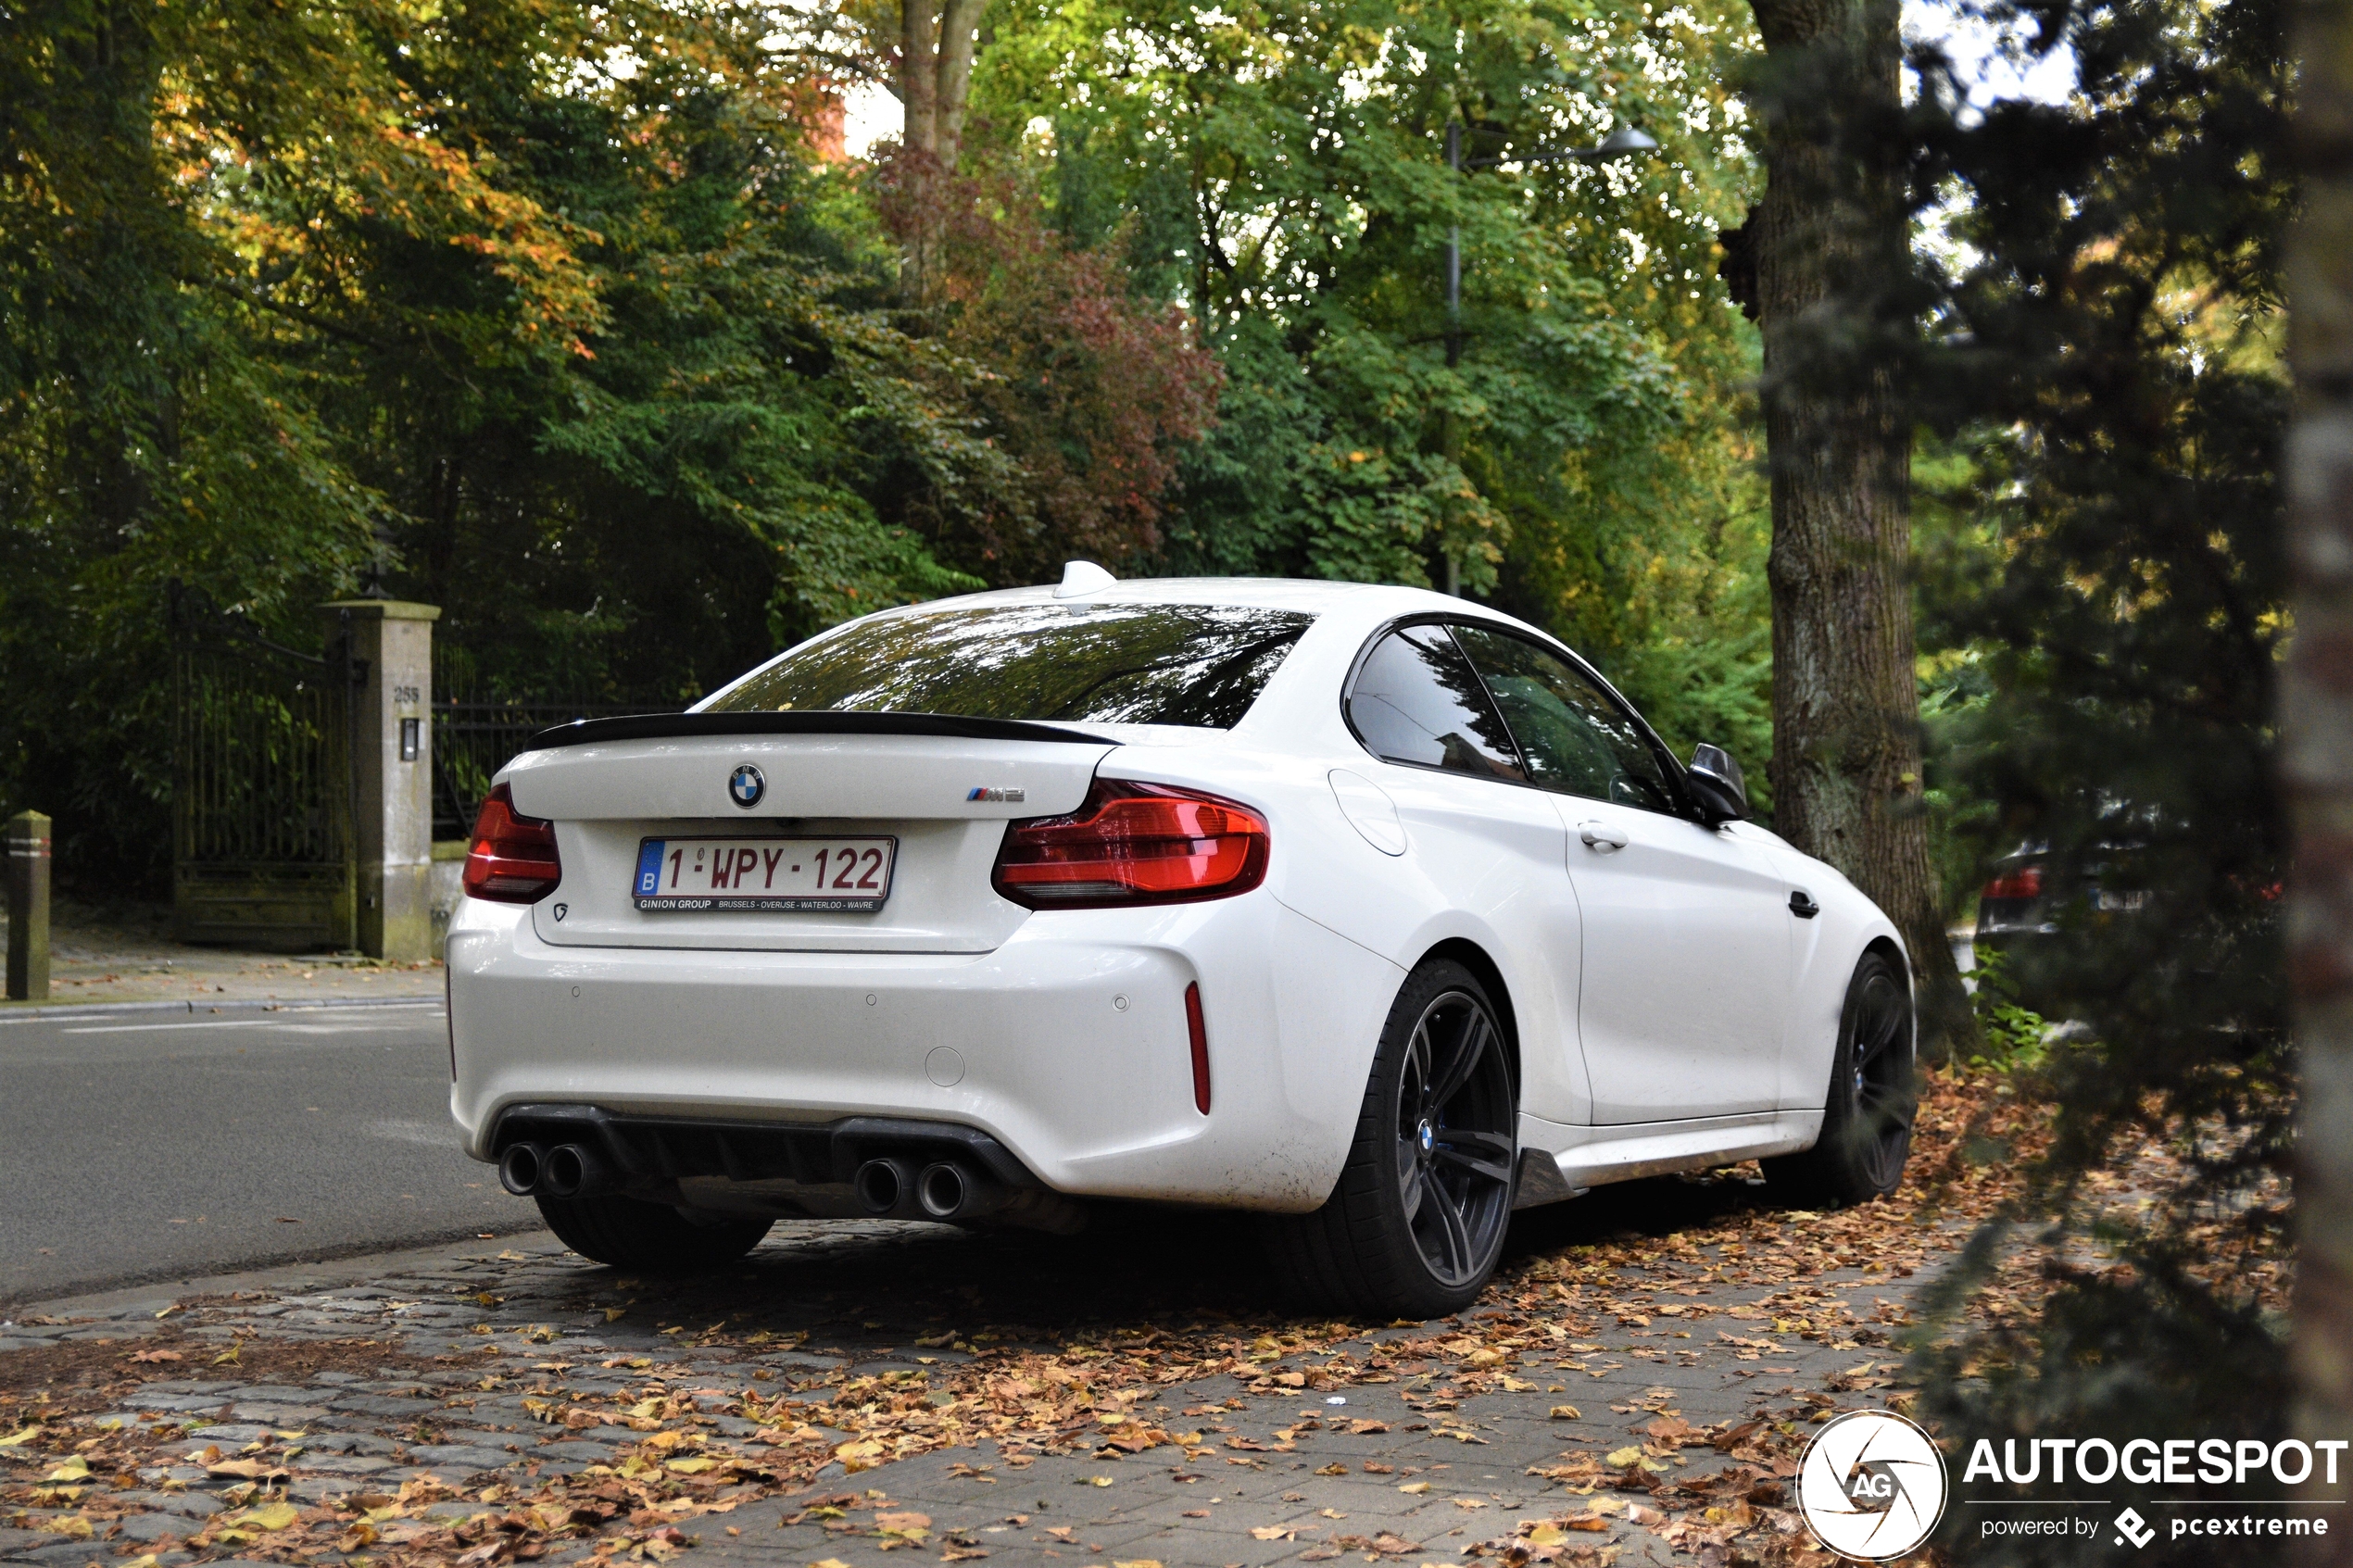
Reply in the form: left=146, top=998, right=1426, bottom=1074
left=1, top=1177, right=1944, bottom=1568
left=0, top=902, right=441, bottom=1011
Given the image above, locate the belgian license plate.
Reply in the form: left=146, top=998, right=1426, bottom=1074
left=634, top=836, right=897, bottom=912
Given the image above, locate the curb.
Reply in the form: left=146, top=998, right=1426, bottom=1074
left=0, top=993, right=444, bottom=1023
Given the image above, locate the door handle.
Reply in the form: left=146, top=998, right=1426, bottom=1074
left=1578, top=822, right=1629, bottom=851
left=1789, top=890, right=1820, bottom=919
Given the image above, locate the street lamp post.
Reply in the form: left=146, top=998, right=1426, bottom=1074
left=1441, top=120, right=1660, bottom=372
left=1438, top=119, right=1660, bottom=592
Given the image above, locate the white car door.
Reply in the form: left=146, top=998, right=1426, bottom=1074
left=1450, top=625, right=1793, bottom=1124
left=1343, top=623, right=1587, bottom=1120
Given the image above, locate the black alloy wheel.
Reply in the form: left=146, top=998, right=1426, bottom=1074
left=1764, top=950, right=1916, bottom=1207
left=1262, top=959, right=1518, bottom=1316
left=1394, top=987, right=1517, bottom=1288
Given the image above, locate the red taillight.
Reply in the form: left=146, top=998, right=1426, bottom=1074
left=1982, top=864, right=2045, bottom=901
left=992, top=779, right=1270, bottom=909
left=1186, top=982, right=1211, bottom=1115
left=462, top=784, right=562, bottom=904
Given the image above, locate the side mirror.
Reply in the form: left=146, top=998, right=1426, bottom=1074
left=1688, top=743, right=1748, bottom=823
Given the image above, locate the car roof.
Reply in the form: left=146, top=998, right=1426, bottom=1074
left=881, top=575, right=1453, bottom=618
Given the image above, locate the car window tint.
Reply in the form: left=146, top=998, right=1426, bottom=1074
left=1345, top=625, right=1527, bottom=782
left=704, top=604, right=1314, bottom=729
left=1451, top=624, right=1679, bottom=813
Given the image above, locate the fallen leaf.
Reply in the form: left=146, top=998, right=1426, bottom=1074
left=1399, top=1481, right=1431, bottom=1495
left=834, top=1438, right=887, bottom=1473
left=1251, top=1525, right=1297, bottom=1541
left=128, top=1348, right=182, bottom=1363
left=1549, top=1405, right=1582, bottom=1421
left=205, top=1458, right=290, bottom=1481
left=0, top=1425, right=37, bottom=1446
left=224, top=1500, right=299, bottom=1532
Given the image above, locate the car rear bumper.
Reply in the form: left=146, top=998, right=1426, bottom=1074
left=446, top=893, right=1402, bottom=1211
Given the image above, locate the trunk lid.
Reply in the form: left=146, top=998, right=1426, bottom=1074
left=500, top=718, right=1114, bottom=953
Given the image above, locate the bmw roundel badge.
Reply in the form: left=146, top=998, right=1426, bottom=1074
left=728, top=763, right=765, bottom=808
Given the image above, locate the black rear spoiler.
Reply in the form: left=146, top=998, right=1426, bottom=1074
left=521, top=709, right=1109, bottom=752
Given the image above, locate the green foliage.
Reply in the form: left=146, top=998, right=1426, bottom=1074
left=976, top=0, right=1774, bottom=781
left=4, top=0, right=1779, bottom=889
left=1965, top=946, right=2049, bottom=1072
left=1889, top=0, right=2294, bottom=1551
left=0, top=0, right=1217, bottom=883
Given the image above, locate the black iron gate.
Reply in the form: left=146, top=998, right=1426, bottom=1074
left=170, top=583, right=357, bottom=949
left=431, top=697, right=648, bottom=841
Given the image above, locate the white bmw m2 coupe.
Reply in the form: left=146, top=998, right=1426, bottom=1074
left=447, top=567, right=1916, bottom=1314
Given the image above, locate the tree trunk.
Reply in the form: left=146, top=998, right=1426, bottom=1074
left=895, top=0, right=987, bottom=305
left=2287, top=0, right=2353, bottom=1539
left=1742, top=0, right=1977, bottom=1057
left=934, top=0, right=986, bottom=166
left=899, top=0, right=937, bottom=161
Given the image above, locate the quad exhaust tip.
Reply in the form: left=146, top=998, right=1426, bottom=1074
left=498, top=1141, right=544, bottom=1196
left=499, top=1140, right=606, bottom=1198
left=855, top=1158, right=912, bottom=1215
left=917, top=1161, right=972, bottom=1220
left=540, top=1143, right=602, bottom=1198
left=857, top=1156, right=995, bottom=1219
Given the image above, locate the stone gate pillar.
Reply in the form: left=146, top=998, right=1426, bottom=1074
left=321, top=599, right=439, bottom=960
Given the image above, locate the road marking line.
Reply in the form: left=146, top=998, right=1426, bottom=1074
left=60, top=1020, right=274, bottom=1034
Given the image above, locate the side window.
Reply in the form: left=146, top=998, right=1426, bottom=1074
left=1451, top=625, right=1680, bottom=814
left=1345, top=625, right=1527, bottom=783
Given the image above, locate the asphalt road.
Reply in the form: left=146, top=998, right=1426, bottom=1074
left=0, top=1001, right=536, bottom=1305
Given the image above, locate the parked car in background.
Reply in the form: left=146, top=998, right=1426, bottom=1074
left=447, top=567, right=1918, bottom=1314
left=1973, top=845, right=2153, bottom=947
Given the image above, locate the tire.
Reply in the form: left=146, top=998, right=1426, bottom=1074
left=1764, top=949, right=1917, bottom=1208
left=535, top=1193, right=773, bottom=1273
left=1261, top=960, right=1518, bottom=1318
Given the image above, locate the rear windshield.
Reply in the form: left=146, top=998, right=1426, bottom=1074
left=705, top=603, right=1315, bottom=729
